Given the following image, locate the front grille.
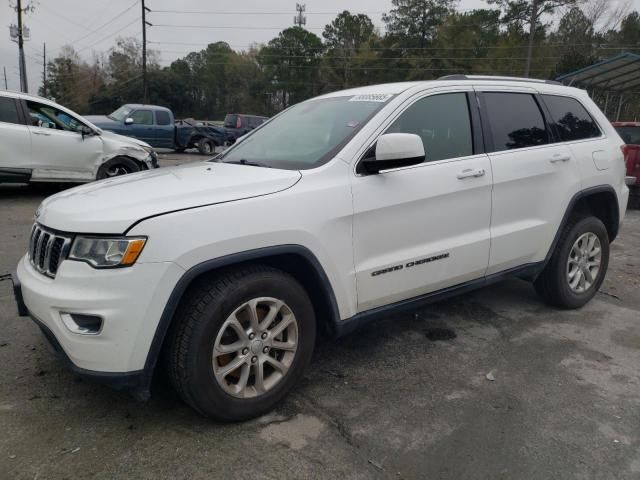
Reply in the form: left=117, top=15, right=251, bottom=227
left=28, top=224, right=73, bottom=278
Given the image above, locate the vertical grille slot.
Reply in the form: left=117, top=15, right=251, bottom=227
left=28, top=224, right=72, bottom=278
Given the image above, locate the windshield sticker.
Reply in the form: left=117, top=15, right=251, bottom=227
left=346, top=120, right=360, bottom=128
left=349, top=94, right=393, bottom=103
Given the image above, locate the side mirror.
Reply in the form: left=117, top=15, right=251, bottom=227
left=357, top=133, right=426, bottom=175
left=80, top=125, right=94, bottom=139
left=124, top=117, right=134, bottom=125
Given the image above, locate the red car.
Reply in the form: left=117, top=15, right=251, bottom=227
left=613, top=121, right=640, bottom=194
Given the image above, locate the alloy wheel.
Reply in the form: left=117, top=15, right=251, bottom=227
left=566, top=232, right=602, bottom=293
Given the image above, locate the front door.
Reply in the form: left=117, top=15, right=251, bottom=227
left=125, top=109, right=156, bottom=144
left=351, top=91, right=493, bottom=312
left=25, top=100, right=103, bottom=182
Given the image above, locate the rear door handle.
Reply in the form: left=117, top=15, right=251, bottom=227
left=550, top=154, right=571, bottom=163
left=457, top=168, right=486, bottom=179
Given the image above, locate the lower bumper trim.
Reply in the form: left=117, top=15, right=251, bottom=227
left=28, top=314, right=151, bottom=400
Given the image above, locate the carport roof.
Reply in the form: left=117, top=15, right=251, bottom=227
left=556, top=52, right=640, bottom=92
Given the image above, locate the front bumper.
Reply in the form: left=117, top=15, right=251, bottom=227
left=15, top=255, right=184, bottom=394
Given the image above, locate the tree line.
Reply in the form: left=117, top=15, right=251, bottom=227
left=40, top=0, right=640, bottom=120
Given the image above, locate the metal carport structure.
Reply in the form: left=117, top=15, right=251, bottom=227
left=556, top=52, right=640, bottom=121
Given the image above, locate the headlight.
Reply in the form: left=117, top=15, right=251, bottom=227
left=142, top=146, right=153, bottom=154
left=69, top=236, right=147, bottom=268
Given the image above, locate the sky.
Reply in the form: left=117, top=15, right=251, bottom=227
left=1, top=0, right=638, bottom=94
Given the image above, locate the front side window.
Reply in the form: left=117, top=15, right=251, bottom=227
left=220, top=96, right=386, bottom=170
left=130, top=110, right=153, bottom=125
left=0, top=97, right=20, bottom=124
left=385, top=93, right=473, bottom=162
left=543, top=95, right=600, bottom=142
left=484, top=92, right=549, bottom=152
left=155, top=110, right=171, bottom=125
left=26, top=101, right=85, bottom=133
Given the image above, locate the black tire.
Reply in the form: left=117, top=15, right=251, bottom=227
left=165, top=265, right=316, bottom=421
left=174, top=147, right=186, bottom=153
left=197, top=138, right=216, bottom=155
left=96, top=156, right=141, bottom=180
left=534, top=215, right=609, bottom=309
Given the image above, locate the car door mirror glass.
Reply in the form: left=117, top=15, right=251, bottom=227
left=124, top=117, right=134, bottom=125
left=358, top=133, right=426, bottom=175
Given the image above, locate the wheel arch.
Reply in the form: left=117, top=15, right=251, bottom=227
left=544, top=185, right=620, bottom=267
left=141, top=245, right=341, bottom=387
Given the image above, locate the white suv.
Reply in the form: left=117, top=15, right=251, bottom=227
left=0, top=91, right=157, bottom=184
left=13, top=77, right=629, bottom=421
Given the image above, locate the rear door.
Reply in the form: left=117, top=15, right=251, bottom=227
left=477, top=88, right=582, bottom=274
left=154, top=109, right=174, bottom=148
left=0, top=95, right=32, bottom=180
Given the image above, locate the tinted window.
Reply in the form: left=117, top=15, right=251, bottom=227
left=0, top=97, right=20, bottom=124
left=131, top=110, right=153, bottom=125
left=386, top=93, right=473, bottom=162
left=484, top=93, right=549, bottom=151
left=615, top=126, right=640, bottom=145
left=543, top=95, right=600, bottom=142
left=155, top=110, right=171, bottom=125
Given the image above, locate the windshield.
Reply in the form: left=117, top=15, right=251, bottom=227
left=616, top=126, right=640, bottom=145
left=220, top=96, right=388, bottom=170
left=109, top=105, right=134, bottom=122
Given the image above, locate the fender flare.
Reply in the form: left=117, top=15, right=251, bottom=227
left=138, top=244, right=341, bottom=391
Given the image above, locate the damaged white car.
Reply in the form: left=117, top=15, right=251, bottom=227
left=0, top=91, right=158, bottom=184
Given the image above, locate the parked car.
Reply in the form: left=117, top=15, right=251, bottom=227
left=612, top=121, right=640, bottom=194
left=223, top=113, right=268, bottom=143
left=14, top=76, right=629, bottom=421
left=87, top=105, right=226, bottom=154
left=0, top=91, right=157, bottom=184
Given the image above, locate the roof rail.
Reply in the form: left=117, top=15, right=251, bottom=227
left=438, top=74, right=561, bottom=86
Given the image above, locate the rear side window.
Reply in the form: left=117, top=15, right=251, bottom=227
left=155, top=110, right=171, bottom=125
left=0, top=97, right=20, bottom=124
left=483, top=92, right=549, bottom=152
left=543, top=95, right=600, bottom=142
left=385, top=92, right=473, bottom=162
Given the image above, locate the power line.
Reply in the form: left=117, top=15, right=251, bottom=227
left=152, top=23, right=325, bottom=31
left=78, top=17, right=141, bottom=53
left=70, top=0, right=139, bottom=46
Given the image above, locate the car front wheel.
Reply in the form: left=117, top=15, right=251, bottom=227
left=165, top=265, right=316, bottom=421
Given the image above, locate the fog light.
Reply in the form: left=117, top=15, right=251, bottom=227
left=61, top=313, right=103, bottom=335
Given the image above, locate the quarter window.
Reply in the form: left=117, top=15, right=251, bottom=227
left=542, top=95, right=601, bottom=142
left=131, top=110, right=153, bottom=125
left=483, top=93, right=549, bottom=152
left=155, top=110, right=171, bottom=125
left=0, top=97, right=20, bottom=124
left=385, top=93, right=474, bottom=162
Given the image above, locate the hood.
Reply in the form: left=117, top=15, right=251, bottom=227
left=84, top=115, right=117, bottom=128
left=37, top=162, right=301, bottom=233
left=100, top=129, right=152, bottom=149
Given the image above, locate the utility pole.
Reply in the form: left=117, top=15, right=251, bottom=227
left=525, top=0, right=541, bottom=78
left=294, top=4, right=306, bottom=27
left=10, top=0, right=33, bottom=92
left=141, top=0, right=151, bottom=103
left=3, top=66, right=7, bottom=90
left=42, top=42, right=46, bottom=97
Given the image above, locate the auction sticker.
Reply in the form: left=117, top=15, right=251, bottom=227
left=349, top=94, right=394, bottom=102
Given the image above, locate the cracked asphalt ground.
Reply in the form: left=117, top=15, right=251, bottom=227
left=1, top=152, right=639, bottom=479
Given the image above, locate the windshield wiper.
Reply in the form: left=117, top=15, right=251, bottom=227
left=223, top=159, right=272, bottom=168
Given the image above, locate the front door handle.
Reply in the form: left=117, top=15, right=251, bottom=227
left=32, top=130, right=51, bottom=136
left=457, top=168, right=486, bottom=179
left=550, top=153, right=571, bottom=163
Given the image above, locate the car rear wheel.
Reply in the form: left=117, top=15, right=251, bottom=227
left=535, top=215, right=609, bottom=309
left=96, top=157, right=140, bottom=180
left=197, top=138, right=216, bottom=155
left=165, top=265, right=316, bottom=421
